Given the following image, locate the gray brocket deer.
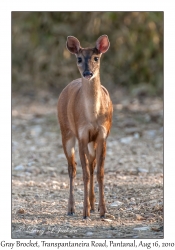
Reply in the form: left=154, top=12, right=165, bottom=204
left=57, top=35, right=113, bottom=219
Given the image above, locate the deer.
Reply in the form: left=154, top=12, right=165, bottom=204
left=57, top=35, right=113, bottom=219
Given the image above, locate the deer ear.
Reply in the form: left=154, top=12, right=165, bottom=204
left=66, top=36, right=80, bottom=54
left=95, top=35, right=110, bottom=54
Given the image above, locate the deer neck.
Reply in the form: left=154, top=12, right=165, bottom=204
left=82, top=74, right=102, bottom=120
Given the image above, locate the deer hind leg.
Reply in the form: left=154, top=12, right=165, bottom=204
left=62, top=134, right=76, bottom=215
left=88, top=142, right=96, bottom=213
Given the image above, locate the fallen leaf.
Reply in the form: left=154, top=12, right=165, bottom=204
left=151, top=226, right=163, bottom=232
left=105, top=213, right=115, bottom=220
left=17, top=208, right=25, bottom=214
left=135, top=214, right=145, bottom=220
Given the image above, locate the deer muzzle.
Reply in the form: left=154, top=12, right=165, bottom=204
left=83, top=71, right=93, bottom=80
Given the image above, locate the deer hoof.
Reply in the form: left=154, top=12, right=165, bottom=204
left=100, top=215, right=106, bottom=219
left=67, top=212, right=75, bottom=216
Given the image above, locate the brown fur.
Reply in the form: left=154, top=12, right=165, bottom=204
left=57, top=35, right=113, bottom=218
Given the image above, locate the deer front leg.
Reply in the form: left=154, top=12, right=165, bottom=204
left=89, top=158, right=96, bottom=212
left=88, top=142, right=96, bottom=212
left=96, top=138, right=107, bottom=218
left=78, top=141, right=91, bottom=219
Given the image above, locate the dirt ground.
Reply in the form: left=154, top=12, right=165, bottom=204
left=12, top=89, right=163, bottom=239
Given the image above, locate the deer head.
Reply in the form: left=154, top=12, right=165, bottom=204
left=66, top=35, right=110, bottom=80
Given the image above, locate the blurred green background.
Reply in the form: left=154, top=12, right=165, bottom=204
left=12, top=12, right=163, bottom=97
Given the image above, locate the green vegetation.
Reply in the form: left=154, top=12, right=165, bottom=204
left=12, top=12, right=163, bottom=95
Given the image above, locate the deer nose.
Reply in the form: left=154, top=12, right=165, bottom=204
left=83, top=71, right=93, bottom=79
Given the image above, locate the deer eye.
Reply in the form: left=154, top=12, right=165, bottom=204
left=77, top=57, right=82, bottom=63
left=94, top=57, right=99, bottom=62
